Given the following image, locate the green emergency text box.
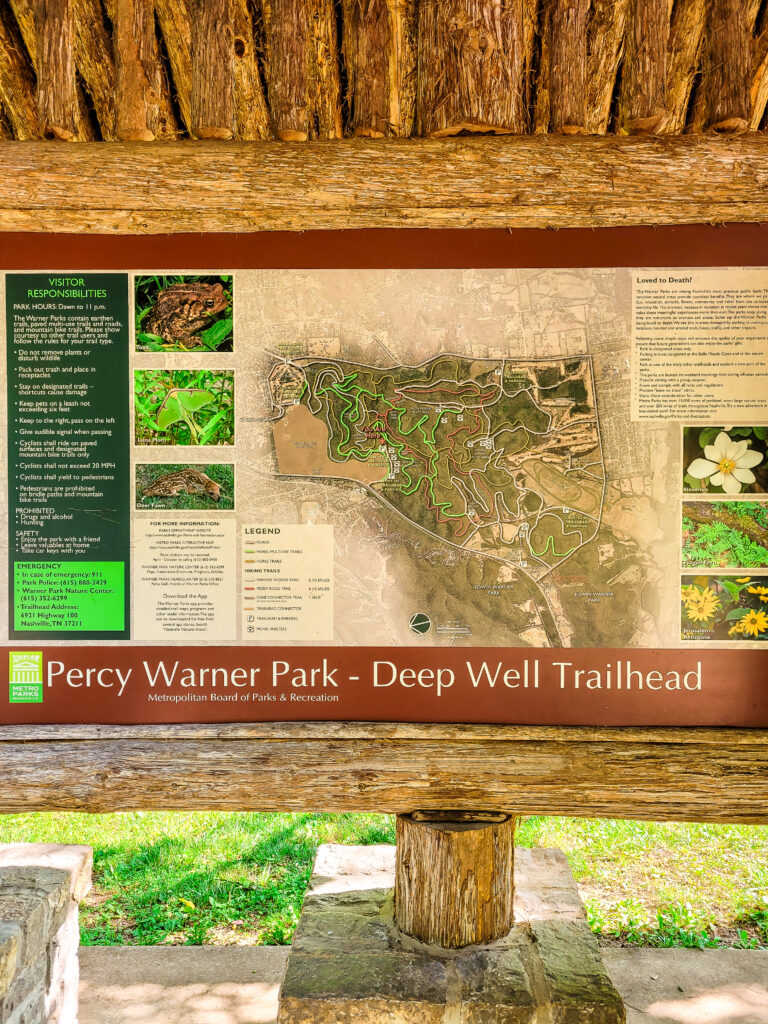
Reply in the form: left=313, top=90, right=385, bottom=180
left=14, top=561, right=125, bottom=632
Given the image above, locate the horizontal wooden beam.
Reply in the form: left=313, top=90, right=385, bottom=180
left=2, top=134, right=768, bottom=232
left=1, top=723, right=767, bottom=822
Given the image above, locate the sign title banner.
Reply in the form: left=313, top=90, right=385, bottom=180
left=2, top=647, right=765, bottom=727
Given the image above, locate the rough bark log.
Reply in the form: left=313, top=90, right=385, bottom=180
left=268, top=0, right=342, bottom=140
left=231, top=0, right=271, bottom=139
left=522, top=0, right=537, bottom=126
left=1, top=724, right=768, bottom=822
left=418, top=0, right=526, bottom=136
left=549, top=0, right=588, bottom=134
left=707, top=0, right=751, bottom=133
left=751, top=23, right=768, bottom=130
left=342, top=0, right=417, bottom=137
left=683, top=501, right=768, bottom=551
left=107, top=0, right=178, bottom=138
left=687, top=78, right=706, bottom=134
left=154, top=0, right=193, bottom=131
left=190, top=0, right=234, bottom=138
left=13, top=0, right=116, bottom=137
left=9, top=0, right=98, bottom=139
left=35, top=0, right=77, bottom=140
left=618, top=0, right=669, bottom=134
left=659, top=0, right=705, bottom=135
left=73, top=0, right=117, bottom=139
left=395, top=812, right=515, bottom=947
left=0, top=101, right=13, bottom=138
left=115, top=0, right=160, bottom=139
left=585, top=0, right=629, bottom=134
left=532, top=0, right=550, bottom=133
left=0, top=4, right=39, bottom=139
left=2, top=136, right=768, bottom=232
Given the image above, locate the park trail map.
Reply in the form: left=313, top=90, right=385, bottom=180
left=240, top=268, right=678, bottom=649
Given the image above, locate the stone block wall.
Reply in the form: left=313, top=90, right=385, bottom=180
left=0, top=846, right=92, bottom=1024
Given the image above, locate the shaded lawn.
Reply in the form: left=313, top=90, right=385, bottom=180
left=0, top=812, right=765, bottom=949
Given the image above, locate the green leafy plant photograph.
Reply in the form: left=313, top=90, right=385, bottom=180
left=681, top=573, right=768, bottom=641
left=683, top=426, right=767, bottom=494
left=135, top=464, right=235, bottom=510
left=135, top=274, right=233, bottom=352
left=134, top=369, right=235, bottom=446
left=682, top=501, right=768, bottom=568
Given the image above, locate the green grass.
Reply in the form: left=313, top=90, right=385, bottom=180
left=0, top=812, right=765, bottom=949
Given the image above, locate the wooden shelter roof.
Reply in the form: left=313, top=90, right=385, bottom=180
left=0, top=0, right=767, bottom=232
left=0, top=0, right=766, bottom=141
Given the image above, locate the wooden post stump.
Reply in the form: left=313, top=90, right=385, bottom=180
left=394, top=810, right=515, bottom=948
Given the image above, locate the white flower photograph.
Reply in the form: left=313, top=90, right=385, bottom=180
left=684, top=427, right=767, bottom=495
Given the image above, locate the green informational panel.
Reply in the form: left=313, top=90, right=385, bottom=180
left=6, top=274, right=130, bottom=639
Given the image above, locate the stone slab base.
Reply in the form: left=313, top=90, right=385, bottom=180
left=277, top=844, right=625, bottom=1024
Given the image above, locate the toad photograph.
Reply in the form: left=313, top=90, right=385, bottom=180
left=135, top=274, right=233, bottom=352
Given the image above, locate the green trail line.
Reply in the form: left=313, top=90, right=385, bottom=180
left=316, top=372, right=475, bottom=525
left=529, top=534, right=579, bottom=558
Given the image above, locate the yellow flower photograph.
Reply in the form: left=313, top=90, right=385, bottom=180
left=680, top=575, right=768, bottom=642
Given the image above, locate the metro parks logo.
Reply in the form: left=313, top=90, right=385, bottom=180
left=8, top=651, right=43, bottom=703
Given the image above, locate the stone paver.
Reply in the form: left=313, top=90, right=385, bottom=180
left=79, top=947, right=288, bottom=1024
left=79, top=945, right=768, bottom=1024
left=604, top=948, right=768, bottom=1024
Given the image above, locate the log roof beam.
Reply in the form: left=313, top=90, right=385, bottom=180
left=1, top=135, right=768, bottom=233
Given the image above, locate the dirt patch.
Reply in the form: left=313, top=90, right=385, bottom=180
left=273, top=404, right=388, bottom=485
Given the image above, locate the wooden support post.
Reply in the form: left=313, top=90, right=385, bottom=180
left=418, top=0, right=526, bottom=136
left=394, top=811, right=515, bottom=948
left=549, top=0, right=588, bottom=134
left=115, top=0, right=160, bottom=140
left=618, top=0, right=669, bottom=134
left=341, top=0, right=417, bottom=138
left=707, top=0, right=751, bottom=133
left=585, top=0, right=629, bottom=134
left=191, top=0, right=234, bottom=139
left=267, top=0, right=342, bottom=140
left=231, top=0, right=271, bottom=139
left=35, top=0, right=77, bottom=139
